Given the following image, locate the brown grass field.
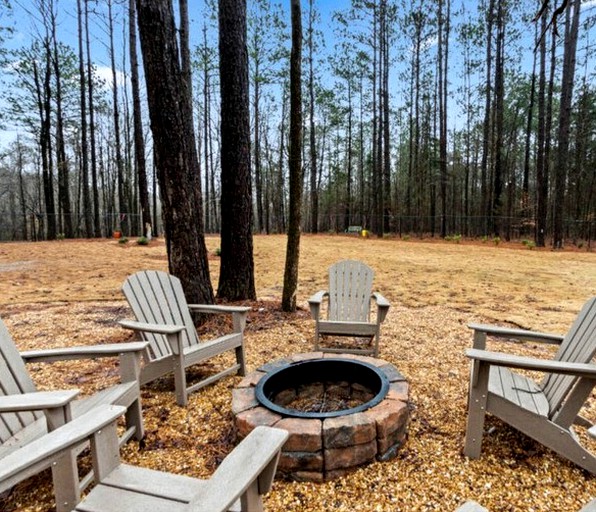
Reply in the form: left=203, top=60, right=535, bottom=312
left=0, top=234, right=594, bottom=511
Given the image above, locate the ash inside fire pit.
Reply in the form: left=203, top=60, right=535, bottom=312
left=256, top=358, right=389, bottom=419
left=274, top=380, right=375, bottom=413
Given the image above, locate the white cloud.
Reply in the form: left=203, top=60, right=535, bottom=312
left=95, top=64, right=129, bottom=90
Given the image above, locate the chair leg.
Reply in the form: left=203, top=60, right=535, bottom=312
left=52, top=450, right=80, bottom=512
left=236, top=343, right=247, bottom=376
left=240, top=480, right=264, bottom=512
left=173, top=356, right=188, bottom=407
left=125, top=396, right=144, bottom=440
left=314, top=323, right=320, bottom=351
left=464, top=362, right=489, bottom=459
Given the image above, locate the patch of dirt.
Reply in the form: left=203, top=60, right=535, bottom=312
left=0, top=235, right=594, bottom=512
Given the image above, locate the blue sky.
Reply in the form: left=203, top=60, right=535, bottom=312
left=2, top=0, right=596, bottom=149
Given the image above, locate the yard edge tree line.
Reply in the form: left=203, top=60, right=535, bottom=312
left=0, top=0, right=594, bottom=248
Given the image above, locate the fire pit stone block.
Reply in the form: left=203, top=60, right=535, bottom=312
left=323, top=412, right=377, bottom=448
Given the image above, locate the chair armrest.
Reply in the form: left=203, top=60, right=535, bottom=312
left=372, top=292, right=390, bottom=323
left=187, top=305, right=250, bottom=332
left=308, top=291, right=328, bottom=320
left=20, top=342, right=149, bottom=363
left=0, top=390, right=80, bottom=413
left=187, top=304, right=250, bottom=314
left=466, top=349, right=596, bottom=378
left=468, top=323, right=564, bottom=345
left=189, top=426, right=289, bottom=512
left=0, top=405, right=125, bottom=492
left=119, top=319, right=185, bottom=335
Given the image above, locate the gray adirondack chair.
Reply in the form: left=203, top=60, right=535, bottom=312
left=0, top=318, right=147, bottom=512
left=1, top=404, right=288, bottom=512
left=120, top=270, right=250, bottom=406
left=464, top=296, right=596, bottom=473
left=308, top=260, right=390, bottom=357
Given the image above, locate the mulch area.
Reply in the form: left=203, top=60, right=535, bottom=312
left=0, top=236, right=594, bottom=511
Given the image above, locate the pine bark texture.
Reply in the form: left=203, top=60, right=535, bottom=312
left=217, top=0, right=256, bottom=301
left=282, top=0, right=303, bottom=312
left=129, top=0, right=151, bottom=236
left=136, top=0, right=214, bottom=305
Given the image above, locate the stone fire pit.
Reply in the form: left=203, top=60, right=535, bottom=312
left=232, top=352, right=410, bottom=482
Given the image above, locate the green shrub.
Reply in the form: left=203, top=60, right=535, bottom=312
left=118, top=237, right=129, bottom=244
left=137, top=236, right=149, bottom=245
left=481, top=235, right=488, bottom=243
left=493, top=236, right=501, bottom=246
left=56, top=233, right=65, bottom=241
left=402, top=234, right=410, bottom=241
left=453, top=234, right=462, bottom=244
left=525, top=240, right=535, bottom=250
left=215, top=247, right=221, bottom=257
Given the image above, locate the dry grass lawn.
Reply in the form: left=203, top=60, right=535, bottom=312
left=0, top=234, right=594, bottom=511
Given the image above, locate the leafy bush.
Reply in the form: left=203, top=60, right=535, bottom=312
left=522, top=239, right=535, bottom=249
left=137, top=236, right=149, bottom=245
left=493, top=236, right=501, bottom=245
left=56, top=233, right=65, bottom=241
left=445, top=234, right=461, bottom=243
left=118, top=237, right=129, bottom=244
left=215, top=247, right=221, bottom=256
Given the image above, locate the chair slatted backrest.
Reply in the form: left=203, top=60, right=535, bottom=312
left=122, top=271, right=200, bottom=361
left=0, top=318, right=44, bottom=449
left=328, top=260, right=374, bottom=323
left=541, top=297, right=596, bottom=414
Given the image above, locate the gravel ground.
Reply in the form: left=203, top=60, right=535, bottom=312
left=0, top=236, right=594, bottom=511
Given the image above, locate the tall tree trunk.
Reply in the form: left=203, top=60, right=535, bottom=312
left=85, top=0, right=102, bottom=237
left=381, top=0, right=390, bottom=234
left=308, top=0, right=318, bottom=234
left=553, top=0, right=580, bottom=249
left=201, top=25, right=212, bottom=233
left=275, top=83, right=288, bottom=234
left=130, top=0, right=151, bottom=236
left=438, top=0, right=448, bottom=238
left=282, top=0, right=303, bottom=312
left=492, top=0, right=505, bottom=236
left=480, top=0, right=495, bottom=233
left=109, top=0, right=125, bottom=234
left=217, top=0, right=256, bottom=301
left=253, top=53, right=263, bottom=233
left=77, top=0, right=92, bottom=237
left=34, top=49, right=56, bottom=240
left=371, top=5, right=379, bottom=235
left=523, top=24, right=537, bottom=215
left=136, top=0, right=214, bottom=304
left=179, top=0, right=203, bottom=236
left=16, top=138, right=28, bottom=241
left=535, top=11, right=547, bottom=247
left=345, top=76, right=352, bottom=231
left=51, top=16, right=73, bottom=238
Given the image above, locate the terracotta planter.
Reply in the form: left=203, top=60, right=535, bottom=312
left=113, top=231, right=122, bottom=239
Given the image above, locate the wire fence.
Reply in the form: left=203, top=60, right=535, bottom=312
left=0, top=212, right=593, bottom=249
